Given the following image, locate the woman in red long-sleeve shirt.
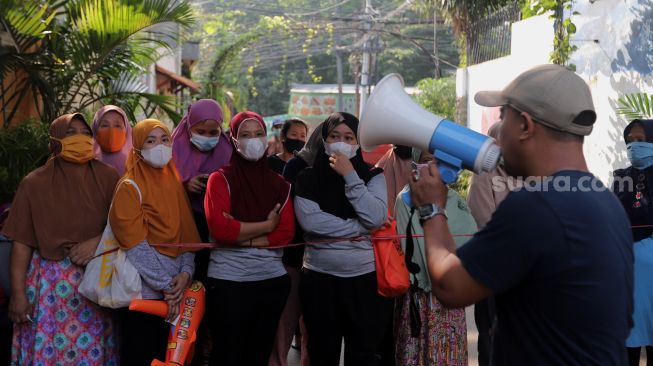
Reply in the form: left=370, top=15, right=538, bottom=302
left=204, top=111, right=294, bottom=366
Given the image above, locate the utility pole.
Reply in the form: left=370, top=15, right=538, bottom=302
left=354, top=62, right=361, bottom=117
left=335, top=2, right=344, bottom=111
left=359, top=0, right=372, bottom=116
left=433, top=8, right=440, bottom=78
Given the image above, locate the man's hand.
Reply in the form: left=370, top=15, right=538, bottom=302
left=69, top=235, right=101, bottom=266
left=408, top=162, right=448, bottom=208
left=329, top=153, right=355, bottom=176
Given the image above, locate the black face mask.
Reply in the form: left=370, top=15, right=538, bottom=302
left=283, top=138, right=305, bottom=154
left=394, top=145, right=412, bottom=160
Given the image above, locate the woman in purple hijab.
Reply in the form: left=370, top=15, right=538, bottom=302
left=172, top=99, right=232, bottom=365
left=92, top=105, right=133, bottom=175
left=172, top=98, right=233, bottom=256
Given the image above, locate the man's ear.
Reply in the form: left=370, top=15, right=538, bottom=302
left=518, top=111, right=536, bottom=141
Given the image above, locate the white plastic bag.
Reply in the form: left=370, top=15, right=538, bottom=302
left=79, top=179, right=142, bottom=308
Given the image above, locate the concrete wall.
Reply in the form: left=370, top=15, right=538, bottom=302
left=459, top=0, right=653, bottom=182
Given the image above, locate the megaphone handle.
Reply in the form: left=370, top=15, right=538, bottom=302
left=432, top=150, right=462, bottom=183
left=437, top=162, right=461, bottom=184
left=401, top=162, right=461, bottom=207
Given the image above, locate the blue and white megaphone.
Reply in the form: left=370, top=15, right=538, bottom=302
left=359, top=73, right=501, bottom=206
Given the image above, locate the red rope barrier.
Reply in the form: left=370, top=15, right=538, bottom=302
left=147, top=233, right=475, bottom=250
left=91, top=225, right=653, bottom=256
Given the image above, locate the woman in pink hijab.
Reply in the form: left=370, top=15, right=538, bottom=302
left=91, top=105, right=133, bottom=175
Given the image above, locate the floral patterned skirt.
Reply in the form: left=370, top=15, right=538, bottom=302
left=11, top=251, right=118, bottom=366
left=394, top=287, right=467, bottom=366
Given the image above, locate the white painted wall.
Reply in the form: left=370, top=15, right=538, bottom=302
left=460, top=0, right=653, bottom=183
left=462, top=15, right=554, bottom=137
left=144, top=24, right=184, bottom=94
left=156, top=45, right=183, bottom=76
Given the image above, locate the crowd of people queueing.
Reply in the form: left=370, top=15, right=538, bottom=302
left=0, top=64, right=652, bottom=366
left=0, top=100, right=476, bottom=366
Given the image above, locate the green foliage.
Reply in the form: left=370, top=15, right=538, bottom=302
left=98, top=74, right=182, bottom=124
left=415, top=77, right=456, bottom=121
left=190, top=0, right=459, bottom=117
left=410, top=0, right=517, bottom=69
left=0, top=0, right=194, bottom=126
left=617, top=93, right=653, bottom=120
left=411, top=0, right=515, bottom=35
left=201, top=34, right=259, bottom=121
left=412, top=73, right=468, bottom=196
left=0, top=120, right=50, bottom=203
left=520, top=0, right=540, bottom=18
left=376, top=23, right=459, bottom=83
left=527, top=0, right=578, bottom=69
left=192, top=8, right=299, bottom=117
left=450, top=170, right=472, bottom=199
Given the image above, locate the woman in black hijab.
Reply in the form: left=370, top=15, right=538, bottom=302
left=613, top=119, right=653, bottom=366
left=294, top=112, right=393, bottom=366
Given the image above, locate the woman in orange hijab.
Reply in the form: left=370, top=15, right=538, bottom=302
left=3, top=113, right=120, bottom=365
left=109, top=119, right=200, bottom=365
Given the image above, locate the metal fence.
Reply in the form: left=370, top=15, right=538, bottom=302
left=466, top=2, right=522, bottom=66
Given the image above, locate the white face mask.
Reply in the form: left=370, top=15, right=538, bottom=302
left=141, top=144, right=172, bottom=168
left=236, top=137, right=266, bottom=161
left=325, top=141, right=359, bottom=159
left=190, top=132, right=220, bottom=152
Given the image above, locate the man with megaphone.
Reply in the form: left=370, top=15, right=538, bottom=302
left=408, top=64, right=633, bottom=365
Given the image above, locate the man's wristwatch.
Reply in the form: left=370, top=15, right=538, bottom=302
left=418, top=204, right=447, bottom=222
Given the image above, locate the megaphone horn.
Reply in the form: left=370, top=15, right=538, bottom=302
left=359, top=74, right=501, bottom=184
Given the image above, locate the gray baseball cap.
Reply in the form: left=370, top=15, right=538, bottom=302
left=475, top=64, right=597, bottom=136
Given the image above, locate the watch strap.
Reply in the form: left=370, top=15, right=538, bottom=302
left=419, top=204, right=447, bottom=221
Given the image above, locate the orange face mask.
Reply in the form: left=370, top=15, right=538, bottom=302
left=96, top=127, right=127, bottom=153
left=50, top=134, right=95, bottom=164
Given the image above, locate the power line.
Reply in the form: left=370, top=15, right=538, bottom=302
left=194, top=0, right=458, bottom=82
left=285, top=0, right=355, bottom=17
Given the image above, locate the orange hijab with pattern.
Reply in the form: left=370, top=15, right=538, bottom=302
left=109, top=119, right=200, bottom=257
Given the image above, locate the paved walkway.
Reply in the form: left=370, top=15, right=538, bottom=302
left=287, top=305, right=479, bottom=366
left=288, top=305, right=648, bottom=365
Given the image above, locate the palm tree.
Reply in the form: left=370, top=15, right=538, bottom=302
left=0, top=0, right=195, bottom=127
left=411, top=0, right=511, bottom=35
left=617, top=93, right=653, bottom=120
left=201, top=34, right=259, bottom=126
left=411, top=0, right=516, bottom=67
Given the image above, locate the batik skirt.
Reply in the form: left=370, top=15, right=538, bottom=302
left=11, top=251, right=118, bottom=366
left=395, top=286, right=467, bottom=366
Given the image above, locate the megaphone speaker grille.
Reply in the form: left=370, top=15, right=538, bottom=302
left=479, top=143, right=501, bottom=173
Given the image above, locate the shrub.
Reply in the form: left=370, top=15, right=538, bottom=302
left=415, top=77, right=456, bottom=121
left=0, top=121, right=50, bottom=203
